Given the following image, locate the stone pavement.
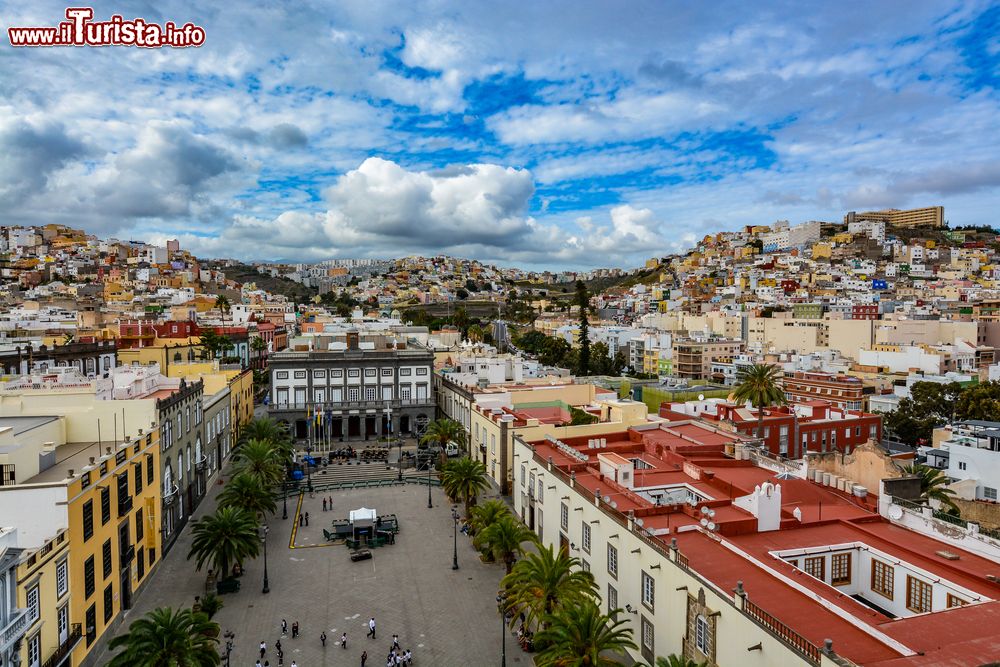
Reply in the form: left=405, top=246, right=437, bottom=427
left=93, top=473, right=529, bottom=667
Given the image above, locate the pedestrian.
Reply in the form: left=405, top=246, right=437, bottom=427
left=361, top=649, right=368, bottom=667
left=328, top=495, right=333, bottom=509
left=323, top=498, right=327, bottom=511
left=341, top=632, right=348, bottom=649
left=367, top=617, right=376, bottom=639
left=404, top=649, right=412, bottom=666
left=392, top=634, right=399, bottom=651
left=321, top=631, right=327, bottom=647
left=292, top=621, right=299, bottom=638
left=281, top=619, right=288, bottom=635
left=276, top=639, right=282, bottom=654
left=256, top=661, right=262, bottom=667
left=260, top=640, right=267, bottom=659
left=298, top=513, right=304, bottom=527
left=277, top=650, right=284, bottom=666
left=290, top=662, right=297, bottom=667
left=305, top=511, right=310, bottom=526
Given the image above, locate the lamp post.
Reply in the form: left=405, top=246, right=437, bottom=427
left=496, top=595, right=507, bottom=667
left=305, top=445, right=314, bottom=492
left=259, top=525, right=270, bottom=594
left=427, top=454, right=433, bottom=508
left=451, top=507, right=459, bottom=570
left=282, top=482, right=288, bottom=520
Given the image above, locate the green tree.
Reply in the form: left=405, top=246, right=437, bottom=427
left=440, top=457, right=490, bottom=518
left=217, top=473, right=277, bottom=519
left=231, top=439, right=284, bottom=487
left=569, top=406, right=599, bottom=426
left=470, top=499, right=511, bottom=556
left=502, top=544, right=598, bottom=631
left=188, top=506, right=260, bottom=576
left=480, top=514, right=537, bottom=574
left=215, top=294, right=231, bottom=331
left=516, top=330, right=550, bottom=354
left=901, top=463, right=959, bottom=512
left=419, top=418, right=468, bottom=454
left=251, top=335, right=267, bottom=369
left=576, top=280, right=591, bottom=376
left=197, top=593, right=223, bottom=620
left=954, top=381, right=1000, bottom=422
left=238, top=418, right=293, bottom=462
left=535, top=600, right=637, bottom=667
left=467, top=324, right=485, bottom=343
left=656, top=656, right=706, bottom=667
left=731, top=363, right=787, bottom=439
left=540, top=337, right=572, bottom=368
left=107, top=607, right=220, bottom=667
left=885, top=381, right=962, bottom=445
left=590, top=341, right=613, bottom=375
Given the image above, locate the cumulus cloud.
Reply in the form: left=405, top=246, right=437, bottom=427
left=0, top=116, right=86, bottom=206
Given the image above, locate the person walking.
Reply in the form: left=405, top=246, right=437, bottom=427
left=281, top=619, right=288, bottom=635
left=304, top=511, right=310, bottom=526
left=276, top=639, right=282, bottom=654
left=391, top=634, right=399, bottom=651
left=321, top=631, right=327, bottom=647
left=361, top=649, right=368, bottom=667
left=341, top=632, right=348, bottom=649
left=260, top=640, right=267, bottom=659
left=322, top=498, right=327, bottom=511
left=256, top=661, right=262, bottom=667
left=367, top=617, right=376, bottom=639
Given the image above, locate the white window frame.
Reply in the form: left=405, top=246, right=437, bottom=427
left=607, top=544, right=618, bottom=578
left=641, top=570, right=654, bottom=610
left=696, top=615, right=710, bottom=654
left=56, top=559, right=69, bottom=598
left=582, top=521, right=591, bottom=553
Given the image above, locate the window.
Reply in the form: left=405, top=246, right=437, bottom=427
left=27, top=633, right=39, bottom=667
left=381, top=368, right=392, bottom=376
left=103, top=539, right=113, bottom=578
left=520, top=465, right=526, bottom=486
left=906, top=575, right=932, bottom=614
left=641, top=571, right=655, bottom=610
left=100, top=487, right=111, bottom=525
left=348, top=369, right=360, bottom=378
left=364, top=368, right=376, bottom=378
left=332, top=369, right=343, bottom=378
left=136, top=508, right=144, bottom=543
left=582, top=522, right=591, bottom=553
left=641, top=616, right=655, bottom=654
left=536, top=509, right=543, bottom=541
left=104, top=583, right=114, bottom=622
left=581, top=559, right=590, bottom=572
left=84, top=555, right=96, bottom=598
left=607, top=544, right=618, bottom=578
left=134, top=462, right=143, bottom=495
left=560, top=503, right=569, bottom=531
left=400, top=368, right=411, bottom=376
left=958, top=461, right=967, bottom=470
left=26, top=584, right=39, bottom=624
left=695, top=615, right=710, bottom=655
left=348, top=387, right=360, bottom=401
left=947, top=594, right=968, bottom=608
left=804, top=556, right=825, bottom=581
left=146, top=455, right=154, bottom=485
left=537, top=478, right=544, bottom=503
left=831, top=553, right=851, bottom=586
left=294, top=371, right=306, bottom=379
left=871, top=560, right=894, bottom=600
left=56, top=559, right=69, bottom=598
left=364, top=387, right=377, bottom=401
left=313, top=370, right=326, bottom=379
left=416, top=367, right=428, bottom=375
left=984, top=486, right=997, bottom=500
left=83, top=499, right=94, bottom=540
left=607, top=584, right=618, bottom=615
left=86, top=604, right=96, bottom=646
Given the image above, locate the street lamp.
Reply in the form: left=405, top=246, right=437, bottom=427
left=259, top=525, right=270, bottom=594
left=451, top=507, right=459, bottom=570
left=427, top=454, right=433, bottom=509
left=282, top=482, right=288, bottom=520
left=305, top=445, right=314, bottom=492
left=496, top=595, right=507, bottom=667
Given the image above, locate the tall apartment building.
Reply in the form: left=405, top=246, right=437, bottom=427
left=671, top=337, right=743, bottom=380
left=268, top=332, right=435, bottom=441
left=845, top=206, right=944, bottom=229
left=782, top=370, right=868, bottom=410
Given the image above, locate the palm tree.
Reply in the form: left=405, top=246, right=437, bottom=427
left=232, top=438, right=284, bottom=487
left=902, top=463, right=959, bottom=512
left=535, top=599, right=636, bottom=667
left=480, top=514, right=537, bottom=574
left=502, top=544, right=598, bottom=631
left=107, top=607, right=220, bottom=667
left=251, top=335, right=267, bottom=369
left=470, top=498, right=511, bottom=554
left=420, top=418, right=468, bottom=455
left=215, top=294, right=231, bottom=331
left=657, top=656, right=706, bottom=667
left=188, top=506, right=260, bottom=577
left=440, top=457, right=490, bottom=518
left=238, top=418, right=293, bottom=462
left=732, top=363, right=787, bottom=439
left=217, top=473, right=277, bottom=519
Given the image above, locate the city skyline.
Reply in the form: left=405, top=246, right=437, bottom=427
left=2, top=1, right=999, bottom=269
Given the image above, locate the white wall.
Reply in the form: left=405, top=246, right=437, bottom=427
left=0, top=486, right=67, bottom=548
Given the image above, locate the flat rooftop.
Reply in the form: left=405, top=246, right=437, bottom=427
left=0, top=415, right=60, bottom=437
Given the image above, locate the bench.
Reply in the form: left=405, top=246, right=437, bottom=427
left=216, top=578, right=241, bottom=594
left=323, top=529, right=338, bottom=542
left=350, top=549, right=372, bottom=562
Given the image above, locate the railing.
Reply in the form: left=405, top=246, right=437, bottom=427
left=741, top=597, right=821, bottom=665
left=269, top=399, right=434, bottom=411
left=163, top=484, right=179, bottom=506
left=195, top=456, right=209, bottom=472
left=117, top=495, right=133, bottom=517
left=0, top=608, right=28, bottom=648
left=42, top=623, right=82, bottom=667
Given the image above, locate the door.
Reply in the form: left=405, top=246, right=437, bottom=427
left=58, top=604, right=69, bottom=644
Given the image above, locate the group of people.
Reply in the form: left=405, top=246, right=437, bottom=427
left=255, top=635, right=297, bottom=667
left=380, top=633, right=413, bottom=667
left=256, top=616, right=413, bottom=666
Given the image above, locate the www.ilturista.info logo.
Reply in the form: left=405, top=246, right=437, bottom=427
left=7, top=7, right=206, bottom=47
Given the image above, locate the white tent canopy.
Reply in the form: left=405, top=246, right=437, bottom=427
left=349, top=507, right=377, bottom=523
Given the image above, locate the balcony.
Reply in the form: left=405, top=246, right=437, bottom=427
left=120, top=544, right=135, bottom=565
left=269, top=398, right=434, bottom=413
left=0, top=608, right=29, bottom=652
left=163, top=483, right=179, bottom=506
left=41, top=623, right=82, bottom=667
left=195, top=456, right=209, bottom=472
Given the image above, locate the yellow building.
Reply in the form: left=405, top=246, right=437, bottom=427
left=845, top=205, right=944, bottom=229
left=0, top=418, right=161, bottom=667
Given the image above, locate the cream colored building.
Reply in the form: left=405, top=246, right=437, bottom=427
left=845, top=206, right=944, bottom=229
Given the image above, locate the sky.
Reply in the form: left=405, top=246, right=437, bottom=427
left=1, top=1, right=999, bottom=270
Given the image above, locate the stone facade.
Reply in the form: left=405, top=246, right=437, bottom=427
left=157, top=378, right=205, bottom=553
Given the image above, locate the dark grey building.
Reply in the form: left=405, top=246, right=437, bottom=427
left=0, top=340, right=117, bottom=376
left=268, top=332, right=435, bottom=441
left=157, top=378, right=205, bottom=553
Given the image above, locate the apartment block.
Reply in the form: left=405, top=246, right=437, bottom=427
left=845, top=206, right=944, bottom=229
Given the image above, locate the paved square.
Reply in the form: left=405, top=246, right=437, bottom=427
left=93, top=478, right=529, bottom=667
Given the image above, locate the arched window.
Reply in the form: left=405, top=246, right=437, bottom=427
left=177, top=453, right=184, bottom=483
left=195, top=436, right=202, bottom=462
left=186, top=446, right=192, bottom=473
left=163, top=462, right=173, bottom=494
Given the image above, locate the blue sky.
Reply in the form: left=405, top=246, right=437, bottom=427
left=1, top=1, right=999, bottom=269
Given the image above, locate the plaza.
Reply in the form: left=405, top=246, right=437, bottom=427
left=90, top=474, right=528, bottom=666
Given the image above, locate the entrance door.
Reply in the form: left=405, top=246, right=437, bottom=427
left=119, top=521, right=133, bottom=610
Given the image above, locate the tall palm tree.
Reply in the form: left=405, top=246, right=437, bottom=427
left=535, top=599, right=636, bottom=667
left=732, top=363, right=787, bottom=439
left=440, top=457, right=490, bottom=518
left=502, top=544, right=598, bottom=631
left=217, top=473, right=277, bottom=519
left=902, top=463, right=959, bottom=512
left=480, top=514, right=537, bottom=574
left=215, top=294, right=231, bottom=331
left=251, top=335, right=267, bottom=369
left=420, top=418, right=468, bottom=454
left=238, top=418, right=293, bottom=462
left=231, top=438, right=284, bottom=487
left=188, top=506, right=260, bottom=576
left=470, top=498, right=511, bottom=554
left=107, top=607, right=220, bottom=667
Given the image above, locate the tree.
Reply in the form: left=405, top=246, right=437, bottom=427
left=251, top=335, right=267, bottom=369
left=453, top=305, right=470, bottom=331
left=731, top=363, right=787, bottom=439
left=540, top=337, right=572, bottom=368
left=575, top=280, right=591, bottom=376
left=107, top=607, right=220, bottom=667
left=569, top=406, right=599, bottom=426
left=535, top=600, right=637, bottom=667
left=215, top=294, right=231, bottom=331
left=419, top=418, right=467, bottom=454
left=196, top=593, right=223, bottom=620
left=188, top=506, right=260, bottom=576
left=198, top=330, right=233, bottom=361
left=231, top=438, right=285, bottom=487
left=480, top=514, right=537, bottom=574
left=467, top=324, right=485, bottom=343
left=238, top=418, right=293, bottom=462
left=440, top=457, right=490, bottom=518
left=657, top=656, right=707, bottom=667
left=456, top=288, right=470, bottom=300
left=502, top=544, right=598, bottom=631
left=516, top=330, right=550, bottom=354
left=470, top=499, right=511, bottom=555
left=217, top=473, right=277, bottom=519
left=954, top=381, right=1000, bottom=422
left=885, top=381, right=962, bottom=445
left=902, top=463, right=959, bottom=512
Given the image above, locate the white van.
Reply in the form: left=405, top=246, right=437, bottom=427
left=445, top=442, right=461, bottom=457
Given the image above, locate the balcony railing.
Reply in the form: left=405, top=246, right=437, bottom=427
left=42, top=623, right=82, bottom=667
left=0, top=608, right=28, bottom=650
left=163, top=484, right=179, bottom=506
left=195, top=456, right=209, bottom=472
left=269, top=398, right=434, bottom=411
left=118, top=495, right=133, bottom=518
left=741, top=597, right=820, bottom=665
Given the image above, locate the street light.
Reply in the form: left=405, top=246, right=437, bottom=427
left=496, top=595, right=507, bottom=667
left=451, top=507, right=459, bottom=570
left=259, top=525, right=270, bottom=594
left=427, top=454, right=433, bottom=509
left=282, top=482, right=288, bottom=520
left=305, top=445, right=314, bottom=492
